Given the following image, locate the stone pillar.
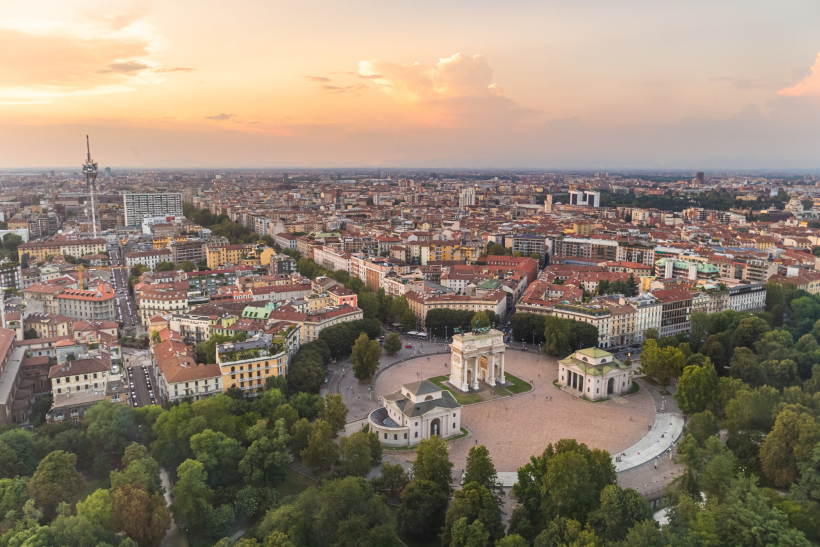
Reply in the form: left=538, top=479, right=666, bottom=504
left=471, top=356, right=480, bottom=391
left=488, top=353, right=496, bottom=386
left=499, top=352, right=506, bottom=384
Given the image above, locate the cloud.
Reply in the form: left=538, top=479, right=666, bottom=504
left=305, top=75, right=331, bottom=82
left=204, top=113, right=235, bottom=121
left=0, top=9, right=176, bottom=104
left=779, top=53, right=820, bottom=97
left=357, top=52, right=502, bottom=102
left=711, top=76, right=772, bottom=90
left=101, top=60, right=150, bottom=74
left=321, top=84, right=365, bottom=94
left=154, top=66, right=195, bottom=73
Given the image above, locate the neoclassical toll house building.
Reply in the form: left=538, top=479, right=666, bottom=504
left=368, top=380, right=461, bottom=447
left=449, top=328, right=506, bottom=392
left=558, top=347, right=632, bottom=401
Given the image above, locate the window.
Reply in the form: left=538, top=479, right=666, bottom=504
left=415, top=432, right=418, bottom=438
left=453, top=423, right=456, bottom=429
left=383, top=433, right=387, bottom=440
left=394, top=434, right=398, bottom=440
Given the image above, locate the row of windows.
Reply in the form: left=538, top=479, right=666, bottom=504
left=56, top=383, right=100, bottom=393
left=55, top=373, right=102, bottom=383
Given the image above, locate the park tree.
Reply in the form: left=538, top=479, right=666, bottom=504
left=190, top=429, right=245, bottom=491
left=290, top=392, right=327, bottom=421
left=619, top=519, right=666, bottom=547
left=688, top=312, right=710, bottom=352
left=84, top=401, right=137, bottom=467
left=686, top=410, right=720, bottom=444
left=240, top=419, right=292, bottom=486
left=412, top=436, right=454, bottom=494
left=180, top=260, right=196, bottom=272
left=731, top=316, right=771, bottom=350
left=351, top=333, right=381, bottom=382
left=544, top=316, right=571, bottom=356
left=397, top=479, right=449, bottom=541
left=0, top=428, right=39, bottom=477
left=640, top=339, right=684, bottom=389
left=28, top=450, right=84, bottom=520
left=533, top=517, right=599, bottom=547
left=676, top=361, right=719, bottom=414
left=689, top=475, right=811, bottom=546
left=258, top=477, right=401, bottom=547
left=760, top=406, right=820, bottom=488
left=110, top=443, right=162, bottom=494
left=358, top=291, right=380, bottom=319
left=301, top=419, right=339, bottom=473
left=588, top=484, right=652, bottom=542
left=400, top=309, right=417, bottom=332
left=510, top=439, right=615, bottom=539
left=729, top=347, right=763, bottom=386
left=320, top=394, right=348, bottom=434
left=463, top=445, right=498, bottom=492
left=449, top=517, right=490, bottom=547
left=372, top=463, right=408, bottom=500
left=172, top=459, right=214, bottom=532
left=76, top=488, right=115, bottom=531
left=339, top=431, right=377, bottom=477
left=496, top=534, right=529, bottom=547
left=384, top=332, right=402, bottom=356
left=113, top=484, right=170, bottom=547
left=442, top=481, right=504, bottom=545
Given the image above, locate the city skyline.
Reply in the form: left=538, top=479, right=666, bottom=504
left=2, top=1, right=820, bottom=168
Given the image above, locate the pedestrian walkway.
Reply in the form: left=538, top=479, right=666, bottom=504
left=613, top=411, right=684, bottom=472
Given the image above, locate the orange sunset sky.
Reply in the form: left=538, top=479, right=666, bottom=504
left=1, top=0, right=820, bottom=168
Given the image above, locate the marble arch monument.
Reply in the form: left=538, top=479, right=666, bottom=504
left=449, top=328, right=506, bottom=392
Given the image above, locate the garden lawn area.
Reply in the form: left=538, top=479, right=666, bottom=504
left=427, top=376, right=484, bottom=405
left=497, top=373, right=532, bottom=395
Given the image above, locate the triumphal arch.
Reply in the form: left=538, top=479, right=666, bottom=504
left=449, top=328, right=506, bottom=392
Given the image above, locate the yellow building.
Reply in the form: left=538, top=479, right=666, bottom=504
left=216, top=326, right=300, bottom=396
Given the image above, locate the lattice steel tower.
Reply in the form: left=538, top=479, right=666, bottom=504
left=82, top=135, right=99, bottom=237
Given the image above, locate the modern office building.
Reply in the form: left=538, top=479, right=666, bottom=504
left=123, top=193, right=183, bottom=227
left=568, top=190, right=601, bottom=208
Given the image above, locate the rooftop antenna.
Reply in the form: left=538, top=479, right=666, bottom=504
left=82, top=135, right=99, bottom=237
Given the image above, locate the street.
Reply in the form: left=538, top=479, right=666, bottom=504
left=123, top=350, right=158, bottom=407
left=111, top=266, right=139, bottom=329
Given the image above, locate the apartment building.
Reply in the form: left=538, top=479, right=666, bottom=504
left=18, top=238, right=107, bottom=263
left=405, top=290, right=507, bottom=325
left=56, top=284, right=117, bottom=321
left=125, top=249, right=173, bottom=271
left=123, top=193, right=183, bottom=226
left=653, top=288, right=693, bottom=338
left=153, top=338, right=222, bottom=403
left=216, top=330, right=297, bottom=396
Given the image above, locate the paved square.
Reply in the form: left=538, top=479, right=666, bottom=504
left=374, top=350, right=655, bottom=473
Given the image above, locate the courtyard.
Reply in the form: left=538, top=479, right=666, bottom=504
left=365, top=349, right=656, bottom=474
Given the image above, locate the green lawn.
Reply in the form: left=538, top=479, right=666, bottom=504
left=499, top=373, right=532, bottom=394
left=427, top=376, right=484, bottom=405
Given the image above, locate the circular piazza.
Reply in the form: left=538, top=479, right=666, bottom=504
left=371, top=349, right=656, bottom=473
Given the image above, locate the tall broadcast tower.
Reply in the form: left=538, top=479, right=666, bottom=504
left=82, top=135, right=99, bottom=237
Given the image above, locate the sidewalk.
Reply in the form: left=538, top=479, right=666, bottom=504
left=613, top=411, right=684, bottom=472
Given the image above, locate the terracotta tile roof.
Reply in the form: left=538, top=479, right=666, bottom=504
left=48, top=357, right=109, bottom=378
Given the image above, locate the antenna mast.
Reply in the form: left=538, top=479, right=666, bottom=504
left=82, top=135, right=99, bottom=237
